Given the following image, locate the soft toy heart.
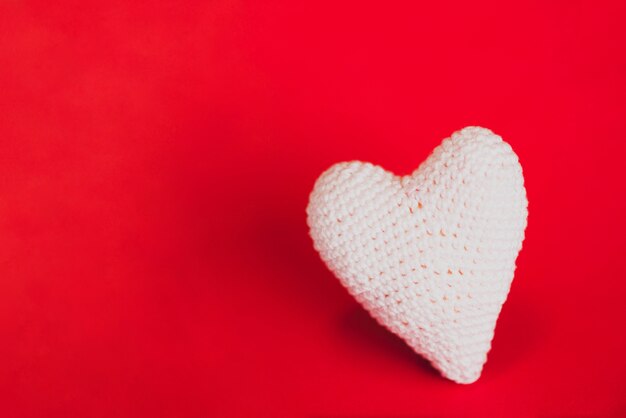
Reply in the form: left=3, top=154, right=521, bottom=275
left=306, top=127, right=528, bottom=384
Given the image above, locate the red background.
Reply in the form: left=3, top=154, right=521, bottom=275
left=1, top=1, right=625, bottom=417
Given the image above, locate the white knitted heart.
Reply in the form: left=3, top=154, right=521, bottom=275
left=307, top=127, right=527, bottom=384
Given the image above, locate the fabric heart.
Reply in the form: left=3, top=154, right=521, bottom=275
left=306, top=127, right=528, bottom=384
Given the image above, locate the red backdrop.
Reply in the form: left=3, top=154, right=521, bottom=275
left=1, top=1, right=625, bottom=417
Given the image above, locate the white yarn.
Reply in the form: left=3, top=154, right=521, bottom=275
left=306, top=127, right=528, bottom=384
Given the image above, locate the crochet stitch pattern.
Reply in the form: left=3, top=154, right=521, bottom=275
left=306, top=127, right=528, bottom=384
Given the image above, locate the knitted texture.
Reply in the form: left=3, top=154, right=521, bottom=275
left=306, top=127, right=528, bottom=384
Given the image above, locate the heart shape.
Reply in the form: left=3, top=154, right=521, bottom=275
left=306, top=127, right=528, bottom=384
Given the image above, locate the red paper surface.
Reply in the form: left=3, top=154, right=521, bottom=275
left=1, top=1, right=625, bottom=417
